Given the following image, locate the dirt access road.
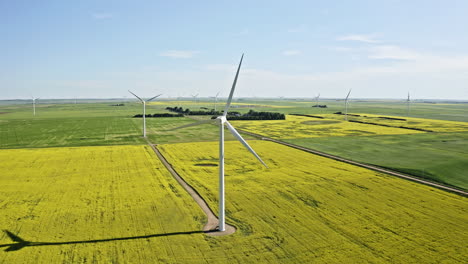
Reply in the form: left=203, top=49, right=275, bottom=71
left=145, top=139, right=235, bottom=236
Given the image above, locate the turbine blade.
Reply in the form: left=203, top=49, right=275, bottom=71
left=225, top=121, right=268, bottom=168
left=223, top=54, right=244, bottom=117
left=146, top=94, right=162, bottom=102
left=4, top=230, right=25, bottom=243
left=216, top=91, right=220, bottom=97
left=173, top=119, right=216, bottom=130
left=128, top=90, right=143, bottom=102
left=5, top=243, right=28, bottom=252
left=345, top=89, right=352, bottom=100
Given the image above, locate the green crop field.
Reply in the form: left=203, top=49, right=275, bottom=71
left=0, top=102, right=243, bottom=148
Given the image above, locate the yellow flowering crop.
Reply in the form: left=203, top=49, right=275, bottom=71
left=159, top=140, right=467, bottom=263
left=0, top=145, right=210, bottom=263
left=321, top=113, right=468, bottom=132
left=2, top=143, right=466, bottom=263
left=230, top=115, right=424, bottom=139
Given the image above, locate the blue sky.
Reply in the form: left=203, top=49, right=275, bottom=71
left=1, top=0, right=468, bottom=99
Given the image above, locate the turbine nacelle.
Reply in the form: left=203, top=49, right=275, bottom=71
left=217, top=116, right=227, bottom=123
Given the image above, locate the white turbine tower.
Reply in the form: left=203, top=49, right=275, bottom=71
left=344, top=89, right=352, bottom=121
left=191, top=93, right=199, bottom=105
left=210, top=92, right=220, bottom=112
left=31, top=97, right=39, bottom=116
left=315, top=93, right=320, bottom=106
left=406, top=92, right=410, bottom=117
left=175, top=54, right=268, bottom=231
left=128, top=91, right=162, bottom=138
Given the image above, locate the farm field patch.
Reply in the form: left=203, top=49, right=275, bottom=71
left=0, top=116, right=241, bottom=149
left=285, top=132, right=468, bottom=190
left=321, top=113, right=468, bottom=132
left=275, top=101, right=468, bottom=122
left=148, top=101, right=286, bottom=108
left=0, top=145, right=216, bottom=263
left=159, top=141, right=468, bottom=263
left=230, top=115, right=423, bottom=139
left=0, top=117, right=144, bottom=148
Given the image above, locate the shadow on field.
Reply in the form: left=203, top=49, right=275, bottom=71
left=0, top=229, right=211, bottom=252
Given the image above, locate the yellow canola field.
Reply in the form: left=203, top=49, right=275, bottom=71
left=230, top=115, right=424, bottom=139
left=0, top=145, right=214, bottom=263
left=159, top=141, right=468, bottom=263
left=319, top=113, right=468, bottom=132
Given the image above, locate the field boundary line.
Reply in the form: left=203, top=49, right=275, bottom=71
left=236, top=129, right=468, bottom=197
left=144, top=138, right=236, bottom=236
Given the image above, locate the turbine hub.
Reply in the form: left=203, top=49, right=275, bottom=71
left=217, top=116, right=227, bottom=123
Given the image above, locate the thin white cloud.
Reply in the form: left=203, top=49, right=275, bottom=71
left=337, top=34, right=379, bottom=43
left=326, top=46, right=354, bottom=52
left=92, top=13, right=113, bottom=20
left=368, top=45, right=420, bottom=60
left=159, top=50, right=200, bottom=59
left=232, top=29, right=249, bottom=37
left=287, top=25, right=307, bottom=33
left=283, top=50, right=301, bottom=56
left=202, top=64, right=235, bottom=71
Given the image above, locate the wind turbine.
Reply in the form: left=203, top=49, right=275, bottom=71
left=31, top=97, right=39, bottom=116
left=191, top=93, right=199, bottom=105
left=128, top=91, right=162, bottom=138
left=174, top=54, right=268, bottom=232
left=344, top=89, right=352, bottom=121
left=406, top=92, right=410, bottom=117
left=315, top=93, right=320, bottom=106
left=210, top=92, right=220, bottom=112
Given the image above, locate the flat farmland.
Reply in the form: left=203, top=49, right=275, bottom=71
left=158, top=141, right=468, bottom=263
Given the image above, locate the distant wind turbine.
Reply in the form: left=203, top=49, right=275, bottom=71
left=406, top=92, right=410, bottom=117
left=315, top=93, right=320, bottom=106
left=210, top=92, right=221, bottom=112
left=32, top=97, right=39, bottom=116
left=128, top=91, right=162, bottom=137
left=344, top=89, right=352, bottom=121
left=174, top=54, right=268, bottom=232
left=191, top=93, right=199, bottom=104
